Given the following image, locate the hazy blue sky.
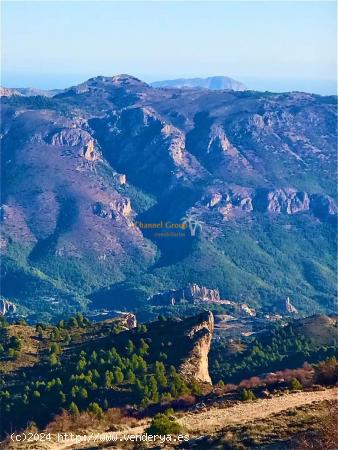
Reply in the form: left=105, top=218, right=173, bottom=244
left=1, top=1, right=337, bottom=94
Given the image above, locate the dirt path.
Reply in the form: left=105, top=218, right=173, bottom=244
left=5, top=388, right=337, bottom=450
left=178, top=388, right=337, bottom=434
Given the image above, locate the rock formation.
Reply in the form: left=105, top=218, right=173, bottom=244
left=92, top=198, right=132, bottom=219
left=0, top=299, right=17, bottom=315
left=200, top=187, right=336, bottom=220
left=284, top=297, right=298, bottom=315
left=83, top=139, right=100, bottom=161
left=111, top=312, right=137, bottom=330
left=149, top=284, right=221, bottom=305
left=178, top=311, right=214, bottom=384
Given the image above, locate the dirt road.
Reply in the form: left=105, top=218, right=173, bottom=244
left=4, top=388, right=337, bottom=449
left=178, top=387, right=337, bottom=434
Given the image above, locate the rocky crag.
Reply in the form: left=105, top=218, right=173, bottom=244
left=149, top=284, right=221, bottom=305
left=177, top=311, right=214, bottom=383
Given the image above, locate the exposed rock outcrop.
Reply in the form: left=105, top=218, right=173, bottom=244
left=0, top=299, right=17, bottom=315
left=283, top=297, right=298, bottom=315
left=178, top=311, right=214, bottom=384
left=116, top=174, right=126, bottom=185
left=48, top=129, right=100, bottom=161
left=92, top=198, right=132, bottom=219
left=200, top=187, right=337, bottom=221
left=253, top=188, right=310, bottom=214
left=149, top=283, right=221, bottom=306
left=83, top=139, right=100, bottom=161
left=110, top=312, right=137, bottom=330
left=49, top=128, right=92, bottom=147
left=254, top=189, right=337, bottom=218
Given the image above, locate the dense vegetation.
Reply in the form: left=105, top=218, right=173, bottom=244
left=0, top=314, right=201, bottom=435
left=90, top=214, right=336, bottom=320
left=210, top=322, right=337, bottom=383
left=1, top=311, right=337, bottom=439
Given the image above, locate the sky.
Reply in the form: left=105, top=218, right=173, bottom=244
left=1, top=1, right=337, bottom=94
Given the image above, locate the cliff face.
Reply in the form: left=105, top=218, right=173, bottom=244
left=198, top=187, right=336, bottom=221
left=178, top=311, right=214, bottom=384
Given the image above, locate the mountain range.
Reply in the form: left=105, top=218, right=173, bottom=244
left=151, top=75, right=246, bottom=91
left=1, top=74, right=337, bottom=321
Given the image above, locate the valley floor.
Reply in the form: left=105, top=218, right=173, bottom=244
left=3, top=388, right=337, bottom=450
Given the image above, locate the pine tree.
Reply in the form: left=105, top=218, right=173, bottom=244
left=126, top=339, right=135, bottom=356
left=155, top=361, right=168, bottom=388
left=138, top=357, right=148, bottom=376
left=148, top=375, right=159, bottom=403
left=79, top=388, right=88, bottom=399
left=69, top=402, right=79, bottom=415
left=32, top=390, right=41, bottom=399
left=139, top=338, right=149, bottom=356
left=114, top=368, right=124, bottom=384
left=88, top=402, right=103, bottom=418
left=48, top=353, right=59, bottom=367
left=76, top=357, right=86, bottom=372
left=127, top=369, right=136, bottom=384
left=105, top=370, right=114, bottom=388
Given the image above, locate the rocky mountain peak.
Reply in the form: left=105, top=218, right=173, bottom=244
left=83, top=74, right=149, bottom=91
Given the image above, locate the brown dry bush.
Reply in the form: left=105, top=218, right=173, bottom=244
left=46, top=407, right=133, bottom=433
left=172, top=394, right=196, bottom=408
left=105, top=408, right=138, bottom=429
left=314, top=358, right=338, bottom=386
left=239, top=376, right=261, bottom=389
left=46, top=410, right=103, bottom=433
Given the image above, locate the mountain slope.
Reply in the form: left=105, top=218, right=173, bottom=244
left=1, top=75, right=337, bottom=319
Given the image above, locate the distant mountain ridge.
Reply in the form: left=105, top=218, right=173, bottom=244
left=0, top=86, right=63, bottom=97
left=151, top=75, right=246, bottom=91
left=14, top=87, right=63, bottom=97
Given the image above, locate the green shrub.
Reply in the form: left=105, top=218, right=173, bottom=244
left=290, top=377, right=302, bottom=390
left=146, top=413, right=182, bottom=435
left=241, top=388, right=256, bottom=401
